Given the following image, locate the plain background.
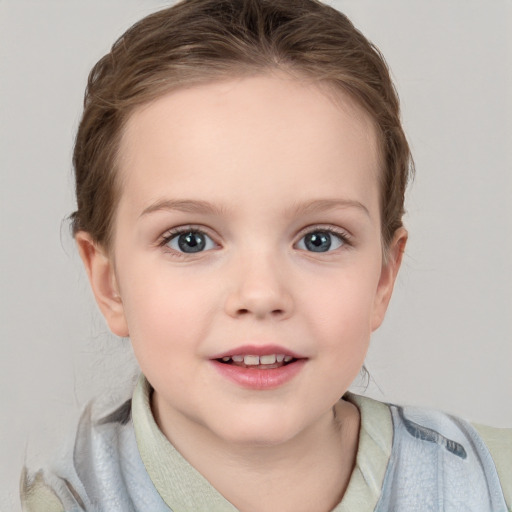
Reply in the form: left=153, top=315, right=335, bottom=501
left=1, top=0, right=511, bottom=509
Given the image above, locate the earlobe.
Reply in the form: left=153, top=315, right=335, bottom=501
left=371, top=228, right=407, bottom=331
left=75, top=232, right=129, bottom=337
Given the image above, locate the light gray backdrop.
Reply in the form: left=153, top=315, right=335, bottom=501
left=1, top=1, right=511, bottom=509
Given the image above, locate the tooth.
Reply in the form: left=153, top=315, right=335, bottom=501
left=260, top=354, right=276, bottom=364
left=244, top=355, right=260, bottom=365
left=284, top=355, right=293, bottom=362
left=276, top=354, right=285, bottom=363
left=222, top=356, right=231, bottom=362
left=232, top=355, right=244, bottom=362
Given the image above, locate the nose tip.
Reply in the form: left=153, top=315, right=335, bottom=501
left=224, top=258, right=293, bottom=320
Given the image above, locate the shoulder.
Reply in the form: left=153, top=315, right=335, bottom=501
left=472, top=422, right=512, bottom=509
left=21, top=399, right=134, bottom=512
left=20, top=467, right=65, bottom=512
left=345, top=394, right=511, bottom=512
left=384, top=401, right=510, bottom=511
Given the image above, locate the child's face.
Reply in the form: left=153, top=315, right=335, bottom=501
left=80, top=74, right=405, bottom=446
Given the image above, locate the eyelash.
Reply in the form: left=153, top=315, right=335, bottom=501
left=158, top=226, right=217, bottom=253
left=158, top=225, right=352, bottom=255
left=297, top=226, right=352, bottom=248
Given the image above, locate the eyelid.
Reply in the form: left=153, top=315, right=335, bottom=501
left=295, top=224, right=352, bottom=241
left=158, top=225, right=220, bottom=250
left=294, top=224, right=353, bottom=250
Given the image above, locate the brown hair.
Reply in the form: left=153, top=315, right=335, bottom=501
left=71, top=0, right=413, bottom=250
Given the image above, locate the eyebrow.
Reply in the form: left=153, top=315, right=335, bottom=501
left=139, top=197, right=369, bottom=219
left=139, top=199, right=227, bottom=218
left=287, top=198, right=370, bottom=218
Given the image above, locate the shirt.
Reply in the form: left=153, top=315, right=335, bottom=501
left=21, top=375, right=512, bottom=511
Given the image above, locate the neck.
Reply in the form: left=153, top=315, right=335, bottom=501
left=153, top=397, right=360, bottom=512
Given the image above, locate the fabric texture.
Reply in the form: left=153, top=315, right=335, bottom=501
left=473, top=422, right=512, bottom=507
left=374, top=405, right=508, bottom=512
left=21, top=374, right=511, bottom=511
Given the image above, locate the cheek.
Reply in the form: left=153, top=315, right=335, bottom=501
left=310, top=281, right=375, bottom=383
left=302, top=264, right=381, bottom=338
left=117, top=261, right=219, bottom=352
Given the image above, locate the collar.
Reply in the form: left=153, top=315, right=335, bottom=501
left=132, top=374, right=392, bottom=511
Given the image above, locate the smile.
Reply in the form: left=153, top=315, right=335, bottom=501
left=210, top=346, right=306, bottom=390
left=217, top=354, right=295, bottom=369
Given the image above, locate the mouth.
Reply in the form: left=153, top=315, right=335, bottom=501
left=210, top=347, right=306, bottom=389
left=215, top=353, right=298, bottom=370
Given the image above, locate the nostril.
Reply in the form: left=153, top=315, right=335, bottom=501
left=235, top=308, right=284, bottom=317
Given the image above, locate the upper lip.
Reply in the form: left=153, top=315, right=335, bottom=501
left=210, top=344, right=306, bottom=360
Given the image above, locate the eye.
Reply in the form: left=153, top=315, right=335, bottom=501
left=165, top=229, right=216, bottom=253
left=296, top=229, right=346, bottom=253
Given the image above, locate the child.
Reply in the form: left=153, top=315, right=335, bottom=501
left=20, top=0, right=511, bottom=510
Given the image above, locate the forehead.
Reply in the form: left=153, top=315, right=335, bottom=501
left=117, top=74, right=380, bottom=216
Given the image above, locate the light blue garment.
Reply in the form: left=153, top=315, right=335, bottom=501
left=39, top=400, right=172, bottom=512
left=375, top=405, right=508, bottom=512
left=23, top=397, right=508, bottom=511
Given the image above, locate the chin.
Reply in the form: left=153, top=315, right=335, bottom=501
left=211, top=412, right=305, bottom=448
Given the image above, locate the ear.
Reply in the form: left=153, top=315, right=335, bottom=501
left=75, top=231, right=129, bottom=337
left=371, top=227, right=407, bottom=331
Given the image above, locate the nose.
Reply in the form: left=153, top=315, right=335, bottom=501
left=224, top=251, right=293, bottom=320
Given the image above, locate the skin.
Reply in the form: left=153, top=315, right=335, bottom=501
left=77, top=74, right=406, bottom=512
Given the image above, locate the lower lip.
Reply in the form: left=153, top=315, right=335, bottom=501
left=210, top=359, right=306, bottom=390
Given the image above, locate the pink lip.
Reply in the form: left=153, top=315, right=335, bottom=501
left=209, top=344, right=307, bottom=390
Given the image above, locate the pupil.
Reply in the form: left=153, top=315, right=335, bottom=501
left=305, top=232, right=331, bottom=252
left=178, top=232, right=206, bottom=253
